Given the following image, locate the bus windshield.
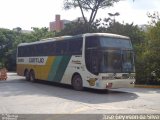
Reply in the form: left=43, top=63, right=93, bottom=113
left=99, top=36, right=132, bottom=49
left=85, top=36, right=134, bottom=74
left=99, top=50, right=134, bottom=73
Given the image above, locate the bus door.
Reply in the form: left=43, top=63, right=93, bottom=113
left=85, top=49, right=99, bottom=76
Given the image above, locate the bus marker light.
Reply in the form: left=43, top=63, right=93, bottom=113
left=130, top=81, right=135, bottom=84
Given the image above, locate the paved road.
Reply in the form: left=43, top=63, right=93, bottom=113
left=0, top=73, right=160, bottom=114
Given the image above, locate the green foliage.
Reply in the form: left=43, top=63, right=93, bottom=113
left=144, top=21, right=160, bottom=82
left=0, top=27, right=55, bottom=71
left=57, top=21, right=98, bottom=36
left=147, top=11, right=160, bottom=26
left=135, top=12, right=160, bottom=85
left=106, top=22, right=145, bottom=45
left=0, top=28, right=16, bottom=68
left=63, top=0, right=120, bottom=24
left=30, top=27, right=55, bottom=41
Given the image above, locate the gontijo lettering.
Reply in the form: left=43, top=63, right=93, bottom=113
left=29, top=58, right=44, bottom=63
left=17, top=58, right=24, bottom=62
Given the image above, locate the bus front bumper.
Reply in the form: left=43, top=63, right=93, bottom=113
left=96, top=79, right=135, bottom=89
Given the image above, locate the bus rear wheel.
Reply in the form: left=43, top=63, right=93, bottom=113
left=72, top=75, right=83, bottom=91
left=29, top=70, right=36, bottom=82
left=24, top=70, right=30, bottom=81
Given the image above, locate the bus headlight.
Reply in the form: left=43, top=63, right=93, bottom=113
left=106, top=83, right=113, bottom=88
left=130, top=81, right=135, bottom=84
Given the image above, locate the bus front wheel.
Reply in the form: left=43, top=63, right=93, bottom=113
left=72, top=74, right=83, bottom=91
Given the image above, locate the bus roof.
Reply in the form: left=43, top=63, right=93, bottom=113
left=18, top=33, right=130, bottom=47
left=83, top=33, right=129, bottom=39
left=18, top=36, right=73, bottom=47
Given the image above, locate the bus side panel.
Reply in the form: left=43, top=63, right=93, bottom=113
left=35, top=56, right=56, bottom=80
left=60, top=55, right=83, bottom=85
left=47, top=55, right=71, bottom=82
left=60, top=55, right=98, bottom=88
left=17, top=56, right=55, bottom=80
left=17, top=64, right=27, bottom=76
left=59, top=55, right=101, bottom=88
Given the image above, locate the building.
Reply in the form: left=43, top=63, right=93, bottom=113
left=49, top=15, right=87, bottom=32
left=49, top=15, right=71, bottom=32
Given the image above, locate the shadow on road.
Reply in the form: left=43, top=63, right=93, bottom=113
left=0, top=77, right=140, bottom=104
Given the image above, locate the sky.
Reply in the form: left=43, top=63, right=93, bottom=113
left=0, top=0, right=160, bottom=30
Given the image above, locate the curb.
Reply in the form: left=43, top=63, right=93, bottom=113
left=135, top=85, right=160, bottom=88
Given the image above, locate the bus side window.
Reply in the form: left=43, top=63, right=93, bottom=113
left=68, top=38, right=82, bottom=55
left=85, top=36, right=99, bottom=49
left=18, top=47, right=22, bottom=57
left=24, top=46, right=29, bottom=57
left=30, top=45, right=36, bottom=56
left=85, top=36, right=99, bottom=75
left=36, top=44, right=43, bottom=56
left=45, top=42, right=55, bottom=56
left=20, top=47, right=25, bottom=57
left=55, top=41, right=67, bottom=55
left=42, top=43, right=49, bottom=56
left=62, top=41, right=68, bottom=55
left=41, top=44, right=44, bottom=56
left=48, top=42, right=55, bottom=56
left=85, top=50, right=99, bottom=75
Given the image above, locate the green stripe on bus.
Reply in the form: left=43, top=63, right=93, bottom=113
left=48, top=56, right=71, bottom=82
left=48, top=56, right=63, bottom=81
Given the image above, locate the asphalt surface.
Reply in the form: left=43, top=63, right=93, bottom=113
left=0, top=73, right=160, bottom=115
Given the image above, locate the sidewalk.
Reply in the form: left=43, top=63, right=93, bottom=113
left=135, top=84, right=160, bottom=88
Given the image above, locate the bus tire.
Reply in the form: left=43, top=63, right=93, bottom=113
left=24, top=70, right=30, bottom=81
left=29, top=70, right=36, bottom=82
left=72, top=74, right=83, bottom=91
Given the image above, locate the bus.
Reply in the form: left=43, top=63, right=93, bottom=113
left=17, top=33, right=135, bottom=90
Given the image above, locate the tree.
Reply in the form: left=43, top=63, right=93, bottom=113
left=0, top=27, right=56, bottom=71
left=31, top=27, right=55, bottom=42
left=63, top=0, right=120, bottom=25
left=57, top=21, right=98, bottom=36
left=108, top=12, right=120, bottom=23
left=147, top=11, right=160, bottom=26
left=0, top=28, right=16, bottom=68
left=13, top=27, right=22, bottom=33
left=135, top=12, right=160, bottom=85
left=145, top=21, right=160, bottom=82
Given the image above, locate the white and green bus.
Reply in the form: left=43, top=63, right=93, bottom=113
left=17, top=33, right=135, bottom=90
